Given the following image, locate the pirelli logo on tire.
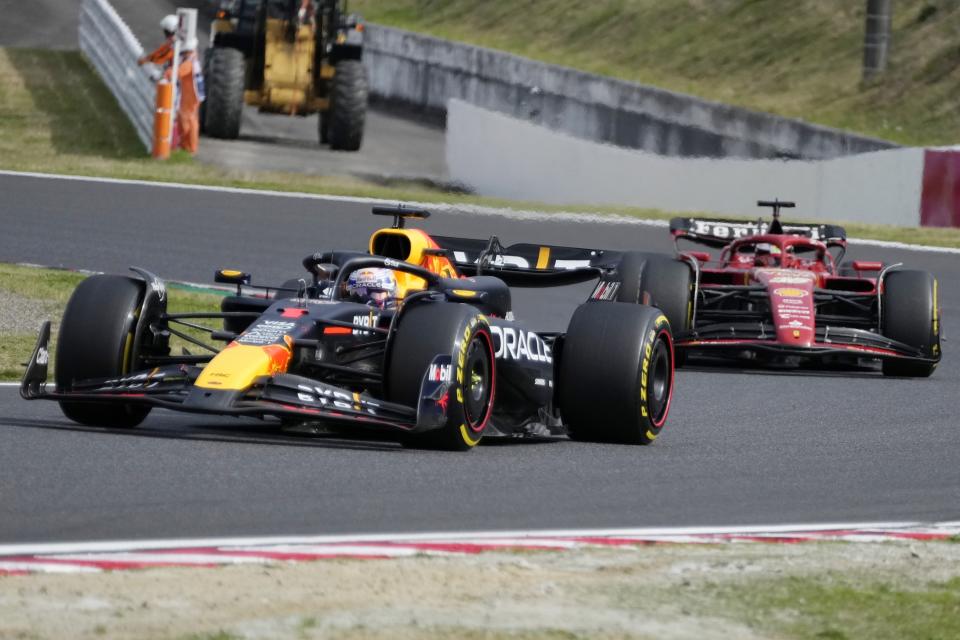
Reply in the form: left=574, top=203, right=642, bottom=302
left=455, top=315, right=484, bottom=405
left=640, top=329, right=656, bottom=417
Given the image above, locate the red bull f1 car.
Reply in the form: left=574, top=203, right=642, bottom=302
left=21, top=207, right=675, bottom=450
left=597, top=200, right=941, bottom=377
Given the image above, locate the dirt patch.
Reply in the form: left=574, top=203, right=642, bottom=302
left=0, top=290, right=53, bottom=336
left=2, top=541, right=959, bottom=639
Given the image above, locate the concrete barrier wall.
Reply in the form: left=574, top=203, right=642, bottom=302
left=365, top=24, right=896, bottom=161
left=446, top=100, right=926, bottom=227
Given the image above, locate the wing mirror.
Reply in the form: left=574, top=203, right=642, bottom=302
left=685, top=251, right=711, bottom=263
left=852, top=261, right=883, bottom=272
left=215, top=270, right=252, bottom=294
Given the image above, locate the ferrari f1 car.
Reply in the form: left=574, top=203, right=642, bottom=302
left=596, top=200, right=941, bottom=377
left=21, top=207, right=675, bottom=450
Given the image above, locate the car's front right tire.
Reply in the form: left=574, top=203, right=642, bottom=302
left=387, top=303, right=496, bottom=451
left=56, top=275, right=152, bottom=427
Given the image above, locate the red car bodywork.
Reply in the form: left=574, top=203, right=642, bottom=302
left=668, top=216, right=937, bottom=369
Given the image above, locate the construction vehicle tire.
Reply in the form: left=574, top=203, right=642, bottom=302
left=204, top=47, right=245, bottom=140
left=318, top=111, right=330, bottom=144
left=327, top=60, right=367, bottom=151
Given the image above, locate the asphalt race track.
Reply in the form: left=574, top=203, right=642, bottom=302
left=1, top=172, right=958, bottom=543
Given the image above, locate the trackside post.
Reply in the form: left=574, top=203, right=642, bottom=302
left=152, top=80, right=173, bottom=159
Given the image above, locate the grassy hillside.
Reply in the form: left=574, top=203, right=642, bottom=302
left=354, top=0, right=960, bottom=146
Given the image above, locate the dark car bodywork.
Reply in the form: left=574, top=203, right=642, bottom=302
left=21, top=208, right=675, bottom=444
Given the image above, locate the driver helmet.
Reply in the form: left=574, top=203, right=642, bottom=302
left=346, top=267, right=398, bottom=307
left=755, top=242, right=781, bottom=256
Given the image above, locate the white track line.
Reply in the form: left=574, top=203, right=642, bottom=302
left=2, top=521, right=957, bottom=557
left=2, top=169, right=957, bottom=254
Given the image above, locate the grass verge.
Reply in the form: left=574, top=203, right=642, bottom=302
left=355, top=0, right=960, bottom=147
left=2, top=46, right=960, bottom=250
left=0, top=263, right=224, bottom=382
left=712, top=573, right=960, bottom=640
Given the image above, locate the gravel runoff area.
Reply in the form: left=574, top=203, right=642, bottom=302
left=2, top=541, right=960, bottom=639
left=0, top=290, right=50, bottom=336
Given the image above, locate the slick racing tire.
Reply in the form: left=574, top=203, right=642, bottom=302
left=881, top=269, right=940, bottom=377
left=615, top=252, right=692, bottom=366
left=326, top=60, right=368, bottom=151
left=388, top=303, right=495, bottom=451
left=204, top=47, right=245, bottom=139
left=56, top=275, right=152, bottom=428
left=559, top=302, right=674, bottom=444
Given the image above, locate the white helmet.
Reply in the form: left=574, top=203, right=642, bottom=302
left=181, top=37, right=198, bottom=52
left=346, top=268, right=398, bottom=307
left=161, top=15, right=178, bottom=35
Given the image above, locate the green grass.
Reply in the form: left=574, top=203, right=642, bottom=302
left=0, top=263, right=224, bottom=381
left=714, top=573, right=960, bottom=640
left=2, top=44, right=960, bottom=254
left=354, top=0, right=960, bottom=147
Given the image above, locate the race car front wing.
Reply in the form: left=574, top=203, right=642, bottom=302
left=20, top=321, right=448, bottom=433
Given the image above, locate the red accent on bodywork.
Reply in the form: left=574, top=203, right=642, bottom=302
left=324, top=326, right=352, bottom=335
left=281, top=308, right=308, bottom=318
left=467, top=327, right=496, bottom=434
left=410, top=228, right=462, bottom=278
left=852, top=261, right=883, bottom=272
left=920, top=150, right=960, bottom=227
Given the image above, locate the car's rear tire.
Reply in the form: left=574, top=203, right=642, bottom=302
left=326, top=60, right=367, bottom=151
left=203, top=47, right=245, bottom=139
left=56, top=275, right=151, bottom=427
left=615, top=251, right=691, bottom=365
left=559, top=302, right=674, bottom=444
left=387, top=303, right=495, bottom=451
left=881, top=270, right=940, bottom=377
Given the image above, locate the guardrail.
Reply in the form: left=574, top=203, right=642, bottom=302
left=366, top=24, right=896, bottom=161
left=78, top=0, right=153, bottom=150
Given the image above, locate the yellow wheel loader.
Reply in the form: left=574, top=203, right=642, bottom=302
left=204, top=0, right=367, bottom=151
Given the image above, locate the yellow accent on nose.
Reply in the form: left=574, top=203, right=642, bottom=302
left=536, top=246, right=551, bottom=269
left=195, top=344, right=289, bottom=391
left=452, top=289, right=477, bottom=297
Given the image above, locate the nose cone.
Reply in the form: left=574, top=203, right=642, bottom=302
left=195, top=343, right=292, bottom=391
left=769, top=285, right=815, bottom=347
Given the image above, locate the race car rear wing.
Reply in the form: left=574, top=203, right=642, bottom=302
left=429, top=235, right=622, bottom=287
left=670, top=217, right=847, bottom=249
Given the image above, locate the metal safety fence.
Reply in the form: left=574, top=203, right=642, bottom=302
left=78, top=0, right=153, bottom=150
